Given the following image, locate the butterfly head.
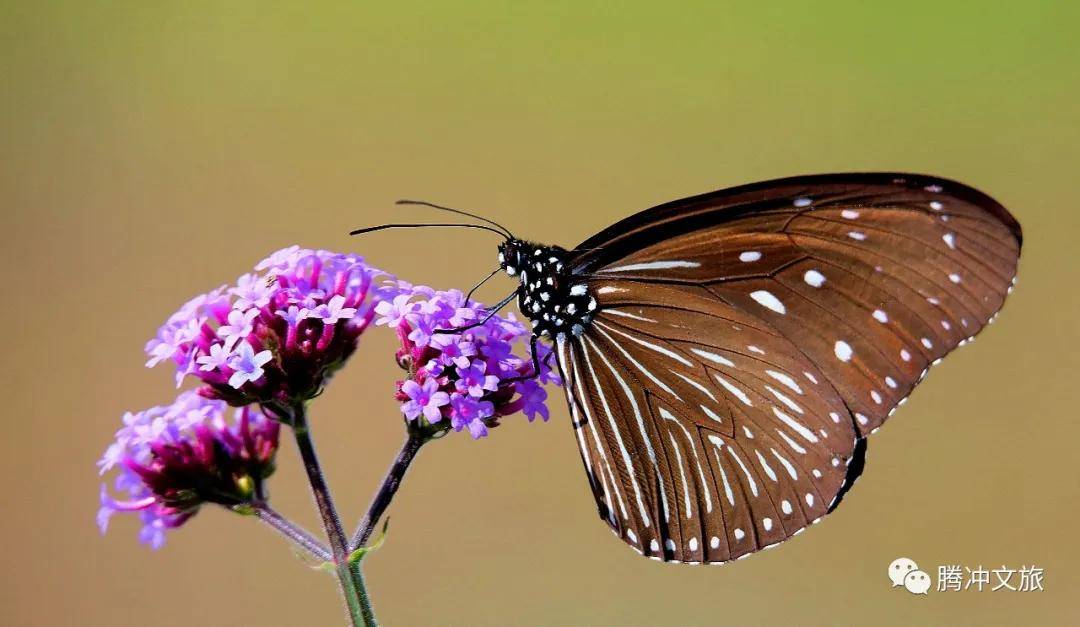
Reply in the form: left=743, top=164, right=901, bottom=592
left=499, top=239, right=596, bottom=340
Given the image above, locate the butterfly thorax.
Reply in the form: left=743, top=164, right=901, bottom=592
left=498, top=239, right=596, bottom=340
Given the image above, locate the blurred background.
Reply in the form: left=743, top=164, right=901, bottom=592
left=2, top=1, right=1078, bottom=625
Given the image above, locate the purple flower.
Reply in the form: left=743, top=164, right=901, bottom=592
left=456, top=361, right=499, bottom=398
left=97, top=391, right=280, bottom=549
left=310, top=294, right=357, bottom=324
left=430, top=333, right=475, bottom=368
left=145, top=246, right=399, bottom=405
left=449, top=394, right=495, bottom=438
left=517, top=379, right=550, bottom=422
left=387, top=284, right=561, bottom=439
left=400, top=378, right=450, bottom=423
left=227, top=341, right=273, bottom=388
left=217, top=308, right=259, bottom=345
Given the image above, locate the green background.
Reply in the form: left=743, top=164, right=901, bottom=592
left=3, top=2, right=1078, bottom=625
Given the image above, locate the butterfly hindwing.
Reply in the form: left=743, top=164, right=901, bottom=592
left=556, top=280, right=859, bottom=563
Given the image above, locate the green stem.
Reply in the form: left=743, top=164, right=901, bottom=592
left=351, top=432, right=425, bottom=549
left=290, top=403, right=371, bottom=627
left=252, top=502, right=332, bottom=562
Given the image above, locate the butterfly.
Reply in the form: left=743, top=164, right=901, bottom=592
left=359, top=172, right=1022, bottom=564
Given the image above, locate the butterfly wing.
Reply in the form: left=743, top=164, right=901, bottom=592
left=555, top=280, right=861, bottom=563
left=558, top=173, right=1021, bottom=562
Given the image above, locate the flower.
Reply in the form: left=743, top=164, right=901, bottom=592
left=144, top=246, right=398, bottom=405
left=97, top=391, right=280, bottom=549
left=400, top=378, right=450, bottom=422
left=383, top=284, right=561, bottom=439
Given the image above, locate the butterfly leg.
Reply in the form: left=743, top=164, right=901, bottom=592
left=432, top=290, right=517, bottom=335
left=463, top=267, right=501, bottom=305
left=502, top=335, right=553, bottom=384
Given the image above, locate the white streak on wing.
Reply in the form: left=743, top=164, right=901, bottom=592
left=592, top=324, right=681, bottom=400
left=585, top=336, right=668, bottom=524
left=726, top=446, right=760, bottom=498
left=714, top=450, right=736, bottom=507
left=765, top=370, right=803, bottom=395
left=755, top=450, right=778, bottom=482
left=775, top=429, right=807, bottom=454
left=672, top=370, right=718, bottom=402
left=567, top=341, right=626, bottom=521
left=691, top=348, right=735, bottom=368
left=714, top=373, right=753, bottom=407
left=597, top=286, right=626, bottom=295
left=594, top=320, right=692, bottom=366
left=773, top=406, right=819, bottom=443
left=580, top=339, right=651, bottom=527
left=558, top=340, right=593, bottom=475
left=667, top=431, right=693, bottom=518
left=771, top=448, right=799, bottom=481
left=701, top=405, right=724, bottom=424
left=661, top=408, right=712, bottom=514
left=605, top=309, right=656, bottom=323
left=765, top=385, right=804, bottom=415
left=603, top=260, right=701, bottom=272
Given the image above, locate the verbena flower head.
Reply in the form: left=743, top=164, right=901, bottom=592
left=97, top=391, right=279, bottom=549
left=378, top=283, right=561, bottom=439
left=145, top=246, right=396, bottom=405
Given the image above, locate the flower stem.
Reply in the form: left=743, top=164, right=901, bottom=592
left=351, top=432, right=425, bottom=549
left=290, top=403, right=370, bottom=627
left=252, top=502, right=332, bottom=562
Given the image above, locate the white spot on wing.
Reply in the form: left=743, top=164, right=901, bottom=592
left=834, top=340, right=853, bottom=362
left=750, top=290, right=786, bottom=315
left=803, top=269, right=826, bottom=287
left=739, top=251, right=762, bottom=262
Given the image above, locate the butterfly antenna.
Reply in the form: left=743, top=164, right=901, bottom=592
left=349, top=223, right=508, bottom=237
left=396, top=199, right=515, bottom=239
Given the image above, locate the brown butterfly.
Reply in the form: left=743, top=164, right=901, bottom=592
left=361, top=172, right=1023, bottom=564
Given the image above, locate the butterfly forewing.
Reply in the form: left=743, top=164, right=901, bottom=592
left=581, top=174, right=1020, bottom=436
left=547, top=173, right=1020, bottom=563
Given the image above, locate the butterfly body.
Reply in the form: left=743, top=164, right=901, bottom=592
left=493, top=173, right=1021, bottom=564
left=498, top=240, right=596, bottom=339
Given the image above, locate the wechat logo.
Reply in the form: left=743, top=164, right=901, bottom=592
left=889, top=557, right=930, bottom=595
